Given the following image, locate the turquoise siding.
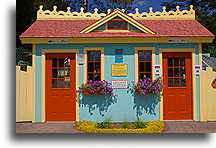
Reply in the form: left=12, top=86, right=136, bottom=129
left=35, top=43, right=200, bottom=122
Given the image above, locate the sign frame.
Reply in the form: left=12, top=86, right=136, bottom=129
left=112, top=79, right=128, bottom=89
left=111, top=64, right=128, bottom=76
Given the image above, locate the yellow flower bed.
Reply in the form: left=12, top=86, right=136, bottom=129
left=76, top=120, right=165, bottom=133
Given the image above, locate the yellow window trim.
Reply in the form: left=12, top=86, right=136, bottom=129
left=134, top=47, right=156, bottom=83
left=84, top=47, right=104, bottom=83
left=41, top=49, right=80, bottom=122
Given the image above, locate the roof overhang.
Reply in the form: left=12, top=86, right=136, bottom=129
left=20, top=36, right=214, bottom=44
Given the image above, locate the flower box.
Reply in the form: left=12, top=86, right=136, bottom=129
left=83, top=89, right=102, bottom=95
left=135, top=89, right=151, bottom=94
left=77, top=80, right=116, bottom=97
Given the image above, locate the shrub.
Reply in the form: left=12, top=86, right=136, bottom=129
left=133, top=118, right=147, bottom=129
left=121, top=122, right=129, bottom=129
left=95, top=119, right=111, bottom=129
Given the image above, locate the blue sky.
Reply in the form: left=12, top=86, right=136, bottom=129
left=131, top=0, right=171, bottom=11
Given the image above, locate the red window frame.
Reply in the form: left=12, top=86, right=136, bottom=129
left=87, top=50, right=101, bottom=81
left=138, top=50, right=152, bottom=80
left=107, top=20, right=128, bottom=30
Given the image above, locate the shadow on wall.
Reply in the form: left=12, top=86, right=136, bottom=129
left=80, top=95, right=117, bottom=117
left=133, top=94, right=160, bottom=117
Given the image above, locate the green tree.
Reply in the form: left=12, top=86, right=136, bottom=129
left=161, top=0, right=216, bottom=51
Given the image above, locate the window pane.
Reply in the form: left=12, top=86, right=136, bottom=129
left=64, top=69, right=70, bottom=78
left=168, top=78, right=173, bottom=87
left=145, top=51, right=151, bottom=61
left=180, top=78, right=186, bottom=87
left=145, top=73, right=151, bottom=78
left=139, top=73, right=145, bottom=80
left=65, top=58, right=70, bottom=67
left=94, top=74, right=101, bottom=81
left=180, top=58, right=185, bottom=66
left=174, top=78, right=180, bottom=87
left=168, top=58, right=173, bottom=67
left=52, top=69, right=58, bottom=78
left=65, top=79, right=70, bottom=88
left=88, top=63, right=94, bottom=72
left=52, top=79, right=57, bottom=88
left=146, top=62, right=151, bottom=72
left=52, top=58, right=57, bottom=67
left=174, top=58, right=179, bottom=66
left=94, top=52, right=101, bottom=61
left=138, top=51, right=145, bottom=61
left=168, top=68, right=173, bottom=77
left=139, top=62, right=144, bottom=72
left=58, top=79, right=64, bottom=88
left=59, top=58, right=64, bottom=67
left=174, top=68, right=179, bottom=77
left=95, top=63, right=100, bottom=72
left=88, top=73, right=94, bottom=81
left=87, top=51, right=100, bottom=61
left=58, top=69, right=65, bottom=78
left=180, top=68, right=185, bottom=77
left=108, top=22, right=115, bottom=29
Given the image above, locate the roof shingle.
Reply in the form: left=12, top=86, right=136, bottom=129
left=20, top=19, right=214, bottom=38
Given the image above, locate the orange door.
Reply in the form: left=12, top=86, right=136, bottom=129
left=162, top=52, right=192, bottom=120
left=46, top=53, right=76, bottom=121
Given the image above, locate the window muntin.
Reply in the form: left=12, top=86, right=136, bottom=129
left=51, top=58, right=71, bottom=88
left=107, top=21, right=127, bottom=30
left=87, top=51, right=101, bottom=81
left=167, top=57, right=186, bottom=87
left=138, top=50, right=152, bottom=80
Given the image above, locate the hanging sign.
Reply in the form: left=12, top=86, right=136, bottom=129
left=112, top=80, right=128, bottom=89
left=112, top=64, right=127, bottom=76
left=115, top=49, right=123, bottom=63
left=77, top=54, right=85, bottom=64
left=194, top=65, right=202, bottom=75
left=154, top=65, right=161, bottom=75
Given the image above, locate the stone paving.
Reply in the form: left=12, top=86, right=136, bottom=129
left=163, top=121, right=216, bottom=133
left=16, top=122, right=83, bottom=133
left=16, top=121, right=216, bottom=133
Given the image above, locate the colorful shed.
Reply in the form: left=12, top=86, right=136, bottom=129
left=19, top=5, right=215, bottom=122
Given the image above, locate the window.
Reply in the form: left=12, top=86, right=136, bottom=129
left=167, top=57, right=186, bottom=87
left=107, top=20, right=127, bottom=30
left=87, top=51, right=101, bottom=81
left=138, top=50, right=152, bottom=80
left=52, top=58, right=71, bottom=88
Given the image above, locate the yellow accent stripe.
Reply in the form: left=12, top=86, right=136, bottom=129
left=41, top=49, right=80, bottom=122
left=84, top=47, right=104, bottom=83
left=20, top=37, right=214, bottom=44
left=159, top=48, right=196, bottom=121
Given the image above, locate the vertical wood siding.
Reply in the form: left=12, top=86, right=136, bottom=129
left=16, top=66, right=34, bottom=122
left=200, top=67, right=216, bottom=121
